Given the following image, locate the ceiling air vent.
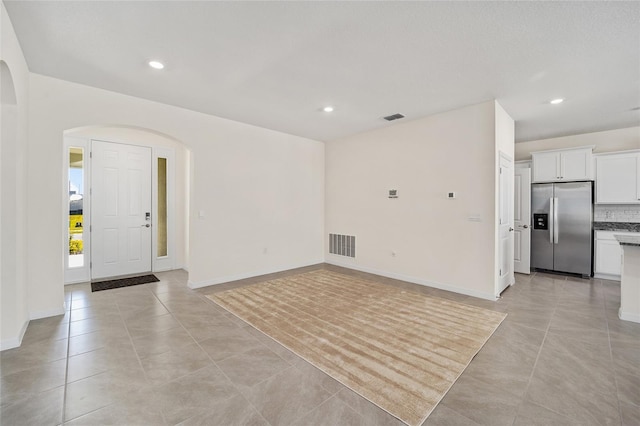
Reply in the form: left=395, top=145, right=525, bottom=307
left=383, top=113, right=405, bottom=121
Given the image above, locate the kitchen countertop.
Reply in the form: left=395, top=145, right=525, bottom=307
left=615, top=234, right=640, bottom=247
left=594, top=222, right=640, bottom=232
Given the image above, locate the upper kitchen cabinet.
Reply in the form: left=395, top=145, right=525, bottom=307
left=595, top=151, right=640, bottom=204
left=532, top=146, right=594, bottom=183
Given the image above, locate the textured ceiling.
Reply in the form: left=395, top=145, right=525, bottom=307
left=4, top=1, right=640, bottom=142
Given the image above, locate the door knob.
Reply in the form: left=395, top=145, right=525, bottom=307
left=141, top=224, right=151, bottom=228
left=509, top=227, right=514, bottom=232
left=523, top=224, right=529, bottom=229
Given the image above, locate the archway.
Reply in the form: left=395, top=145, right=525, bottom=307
left=62, top=125, right=190, bottom=284
left=1, top=60, right=28, bottom=349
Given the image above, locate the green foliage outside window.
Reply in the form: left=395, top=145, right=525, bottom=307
left=69, top=238, right=83, bottom=254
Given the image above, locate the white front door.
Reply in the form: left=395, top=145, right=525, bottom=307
left=91, top=140, right=152, bottom=279
left=514, top=167, right=532, bottom=274
left=498, top=153, right=514, bottom=295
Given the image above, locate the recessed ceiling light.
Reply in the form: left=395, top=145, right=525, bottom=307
left=148, top=60, right=165, bottom=70
left=550, top=98, right=564, bottom=105
left=323, top=106, right=334, bottom=112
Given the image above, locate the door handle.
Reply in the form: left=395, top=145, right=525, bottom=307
left=141, top=224, right=151, bottom=228
left=549, top=197, right=554, bottom=244
left=509, top=227, right=514, bottom=232
left=553, top=197, right=559, bottom=244
left=522, top=224, right=529, bottom=229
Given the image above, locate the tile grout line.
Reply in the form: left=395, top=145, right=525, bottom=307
left=191, top=321, right=290, bottom=426
left=66, top=284, right=168, bottom=424
left=148, top=279, right=253, bottom=425
left=513, top=275, right=617, bottom=425
left=122, top=281, right=193, bottom=425
left=14, top=269, right=631, bottom=426
left=185, top=280, right=329, bottom=426
left=509, top=272, right=564, bottom=425
left=286, top=392, right=347, bottom=425
left=177, top=321, right=281, bottom=426
left=62, top=289, right=116, bottom=424
left=61, top=291, right=74, bottom=424
left=602, top=282, right=624, bottom=426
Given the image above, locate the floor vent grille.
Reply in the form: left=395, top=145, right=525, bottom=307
left=329, top=234, right=356, bottom=258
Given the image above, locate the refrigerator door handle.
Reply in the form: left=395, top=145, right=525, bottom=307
left=553, top=197, right=559, bottom=244
left=549, top=197, right=554, bottom=244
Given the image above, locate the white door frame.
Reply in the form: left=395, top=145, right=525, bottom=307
left=63, top=137, right=176, bottom=284
left=514, top=167, right=531, bottom=274
left=497, top=151, right=515, bottom=295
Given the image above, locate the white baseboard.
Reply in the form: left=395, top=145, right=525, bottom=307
left=153, top=266, right=175, bottom=273
left=619, top=308, right=640, bottom=323
left=30, top=306, right=66, bottom=321
left=326, top=259, right=498, bottom=301
left=65, top=278, right=90, bottom=286
left=594, top=273, right=621, bottom=282
left=187, top=260, right=324, bottom=289
left=0, top=319, right=29, bottom=351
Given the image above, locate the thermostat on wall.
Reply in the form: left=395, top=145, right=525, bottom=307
left=388, top=189, right=398, bottom=199
left=447, top=192, right=456, bottom=199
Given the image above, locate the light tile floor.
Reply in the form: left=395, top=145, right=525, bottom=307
left=1, top=264, right=639, bottom=425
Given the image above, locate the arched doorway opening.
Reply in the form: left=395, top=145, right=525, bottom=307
left=62, top=125, right=190, bottom=284
left=1, top=60, right=29, bottom=349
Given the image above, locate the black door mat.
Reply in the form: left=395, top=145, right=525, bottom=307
left=91, top=274, right=159, bottom=292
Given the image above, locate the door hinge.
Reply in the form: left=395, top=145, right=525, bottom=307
left=89, top=225, right=92, bottom=232
left=90, top=151, right=92, bottom=158
left=500, top=167, right=503, bottom=174
left=500, top=268, right=502, bottom=275
left=89, top=262, right=92, bottom=269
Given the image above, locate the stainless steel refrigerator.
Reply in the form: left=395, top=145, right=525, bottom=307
left=531, top=181, right=593, bottom=277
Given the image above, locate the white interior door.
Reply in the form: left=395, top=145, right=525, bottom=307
left=498, top=153, right=514, bottom=295
left=514, top=168, right=532, bottom=274
left=91, top=141, right=152, bottom=280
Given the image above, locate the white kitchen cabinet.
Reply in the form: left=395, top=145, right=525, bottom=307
left=596, top=239, right=622, bottom=277
left=532, top=146, right=593, bottom=183
left=595, top=151, right=640, bottom=204
left=595, top=230, right=640, bottom=278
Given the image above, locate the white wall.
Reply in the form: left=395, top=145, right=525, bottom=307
left=515, top=127, right=640, bottom=161
left=65, top=126, right=190, bottom=270
left=495, top=102, right=515, bottom=157
left=0, top=2, right=30, bottom=349
left=27, top=73, right=325, bottom=319
left=325, top=101, right=502, bottom=300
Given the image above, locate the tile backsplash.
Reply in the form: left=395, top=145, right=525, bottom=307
left=594, top=204, right=640, bottom=223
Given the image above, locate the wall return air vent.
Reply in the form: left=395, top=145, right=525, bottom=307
left=383, top=113, right=405, bottom=121
left=329, top=234, right=356, bottom=258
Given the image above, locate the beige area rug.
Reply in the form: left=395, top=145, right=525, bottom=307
left=207, top=269, right=506, bottom=426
